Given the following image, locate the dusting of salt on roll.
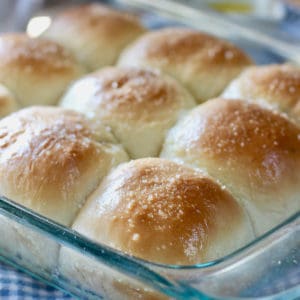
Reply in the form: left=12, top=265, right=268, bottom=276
left=118, top=28, right=253, bottom=103
left=60, top=67, right=196, bottom=158
left=0, top=33, right=85, bottom=107
left=222, top=64, right=300, bottom=124
left=161, top=98, right=300, bottom=236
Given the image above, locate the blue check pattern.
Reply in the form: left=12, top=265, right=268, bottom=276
left=0, top=262, right=71, bottom=299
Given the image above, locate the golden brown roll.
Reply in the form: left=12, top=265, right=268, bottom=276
left=43, top=3, right=146, bottom=71
left=60, top=67, right=196, bottom=158
left=0, top=33, right=85, bottom=107
left=118, top=28, right=253, bottom=103
left=222, top=64, right=300, bottom=124
left=59, top=158, right=253, bottom=298
left=161, top=99, right=300, bottom=236
left=0, top=106, right=128, bottom=225
left=0, top=83, right=19, bottom=118
left=0, top=106, right=128, bottom=269
left=72, top=158, right=253, bottom=263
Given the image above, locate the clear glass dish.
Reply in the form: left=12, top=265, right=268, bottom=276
left=0, top=1, right=299, bottom=299
left=0, top=196, right=299, bottom=299
left=121, top=0, right=300, bottom=64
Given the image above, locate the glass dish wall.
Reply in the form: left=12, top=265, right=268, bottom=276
left=0, top=197, right=299, bottom=299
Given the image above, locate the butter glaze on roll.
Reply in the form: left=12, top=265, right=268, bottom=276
left=59, top=158, right=253, bottom=298
left=0, top=106, right=128, bottom=270
left=43, top=3, right=146, bottom=71
left=222, top=64, right=300, bottom=124
left=71, top=158, right=253, bottom=264
left=0, top=83, right=19, bottom=118
left=118, top=28, right=253, bottom=103
left=0, top=34, right=84, bottom=107
left=61, top=67, right=196, bottom=158
left=161, top=99, right=300, bottom=235
left=0, top=106, right=128, bottom=225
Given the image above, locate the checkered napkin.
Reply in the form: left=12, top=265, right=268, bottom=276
left=0, top=262, right=72, bottom=300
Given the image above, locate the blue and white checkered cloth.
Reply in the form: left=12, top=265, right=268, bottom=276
left=0, top=262, right=71, bottom=299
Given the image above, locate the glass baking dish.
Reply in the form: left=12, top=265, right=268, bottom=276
left=0, top=0, right=299, bottom=299
left=122, top=0, right=300, bottom=64
left=0, top=196, right=299, bottom=299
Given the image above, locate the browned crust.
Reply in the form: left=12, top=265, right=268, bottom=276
left=74, top=158, right=245, bottom=265
left=121, top=28, right=252, bottom=68
left=51, top=3, right=145, bottom=39
left=173, top=99, right=300, bottom=190
left=0, top=34, right=81, bottom=76
left=238, top=64, right=300, bottom=115
left=0, top=107, right=114, bottom=223
left=69, top=67, right=190, bottom=121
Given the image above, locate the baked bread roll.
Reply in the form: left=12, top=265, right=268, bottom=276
left=60, top=67, right=196, bottom=158
left=43, top=3, right=146, bottom=71
left=0, top=106, right=128, bottom=270
left=0, top=83, right=19, bottom=118
left=72, top=157, right=253, bottom=263
left=118, top=28, right=253, bottom=103
left=222, top=64, right=300, bottom=124
left=161, top=99, right=300, bottom=236
left=59, top=158, right=253, bottom=298
left=0, top=34, right=84, bottom=107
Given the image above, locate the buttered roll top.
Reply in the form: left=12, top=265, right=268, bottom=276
left=0, top=106, right=128, bottom=225
left=118, top=28, right=253, bottom=103
left=60, top=67, right=196, bottom=158
left=43, top=3, right=146, bottom=71
left=71, top=158, right=254, bottom=265
left=223, top=64, right=300, bottom=124
left=0, top=34, right=84, bottom=107
left=161, top=99, right=300, bottom=235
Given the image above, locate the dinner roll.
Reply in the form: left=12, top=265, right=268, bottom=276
left=222, top=64, right=300, bottom=124
left=60, top=67, right=196, bottom=158
left=0, top=83, right=19, bottom=118
left=118, top=28, right=253, bottom=103
left=0, top=106, right=128, bottom=270
left=0, top=106, right=128, bottom=225
left=0, top=34, right=84, bottom=107
left=161, top=99, right=300, bottom=236
left=59, top=158, right=253, bottom=298
left=43, top=3, right=146, bottom=71
left=72, top=158, right=253, bottom=264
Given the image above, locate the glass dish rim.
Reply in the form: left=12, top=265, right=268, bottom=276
left=0, top=195, right=299, bottom=270
left=120, top=0, right=300, bottom=64
left=1, top=195, right=299, bottom=299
